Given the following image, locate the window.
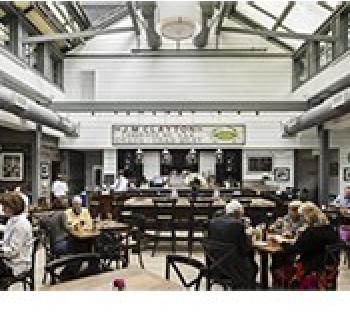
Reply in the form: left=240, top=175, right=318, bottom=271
left=294, top=50, right=308, bottom=86
left=318, top=28, right=334, bottom=69
left=51, top=55, right=63, bottom=87
left=23, top=43, right=38, bottom=69
left=0, top=9, right=10, bottom=50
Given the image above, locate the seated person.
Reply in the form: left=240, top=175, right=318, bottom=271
left=0, top=193, right=33, bottom=289
left=49, top=196, right=95, bottom=280
left=65, top=195, right=93, bottom=232
left=272, top=200, right=303, bottom=236
left=208, top=200, right=257, bottom=288
left=332, top=186, right=350, bottom=214
left=273, top=202, right=338, bottom=290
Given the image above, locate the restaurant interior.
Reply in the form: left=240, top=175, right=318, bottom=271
left=1, top=1, right=350, bottom=308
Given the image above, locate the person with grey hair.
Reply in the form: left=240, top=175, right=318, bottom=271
left=208, top=199, right=257, bottom=288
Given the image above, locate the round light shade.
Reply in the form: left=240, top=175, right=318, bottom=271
left=160, top=17, right=196, bottom=41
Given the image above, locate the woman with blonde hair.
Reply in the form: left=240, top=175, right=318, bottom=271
left=274, top=202, right=338, bottom=289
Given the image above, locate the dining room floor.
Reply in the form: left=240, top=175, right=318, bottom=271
left=7, top=244, right=350, bottom=291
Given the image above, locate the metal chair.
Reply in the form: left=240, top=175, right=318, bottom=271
left=1, top=237, right=40, bottom=291
left=202, top=238, right=256, bottom=290
left=165, top=254, right=205, bottom=290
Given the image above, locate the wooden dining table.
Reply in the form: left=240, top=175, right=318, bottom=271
left=41, top=265, right=183, bottom=291
left=253, top=235, right=295, bottom=289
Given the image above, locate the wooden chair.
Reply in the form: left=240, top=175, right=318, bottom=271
left=188, top=200, right=213, bottom=256
left=152, top=199, right=177, bottom=256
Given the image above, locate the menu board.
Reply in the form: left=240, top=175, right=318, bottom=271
left=112, top=125, right=245, bottom=145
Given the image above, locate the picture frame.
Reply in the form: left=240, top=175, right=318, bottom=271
left=40, top=162, right=50, bottom=179
left=247, top=156, right=273, bottom=173
left=273, top=167, right=290, bottom=182
left=1, top=152, right=23, bottom=181
left=343, top=167, right=350, bottom=182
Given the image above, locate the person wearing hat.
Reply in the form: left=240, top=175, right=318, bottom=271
left=207, top=200, right=257, bottom=288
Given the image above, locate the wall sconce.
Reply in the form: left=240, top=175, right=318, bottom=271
left=215, top=148, right=224, bottom=164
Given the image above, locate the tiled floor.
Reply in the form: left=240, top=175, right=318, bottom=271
left=7, top=244, right=350, bottom=290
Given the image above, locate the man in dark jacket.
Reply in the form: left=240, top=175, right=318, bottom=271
left=208, top=200, right=257, bottom=288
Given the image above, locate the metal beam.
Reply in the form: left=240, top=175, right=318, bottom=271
left=23, top=26, right=135, bottom=43
left=283, top=87, right=350, bottom=137
left=229, top=12, right=294, bottom=52
left=318, top=125, right=330, bottom=206
left=66, top=49, right=292, bottom=58
left=272, top=2, right=295, bottom=31
left=50, top=100, right=308, bottom=113
left=317, top=1, right=334, bottom=12
left=127, top=1, right=140, bottom=36
left=247, top=2, right=294, bottom=33
left=221, top=26, right=335, bottom=42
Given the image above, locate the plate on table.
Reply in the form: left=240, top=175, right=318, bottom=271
left=254, top=240, right=268, bottom=246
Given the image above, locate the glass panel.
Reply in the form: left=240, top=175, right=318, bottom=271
left=276, top=27, right=303, bottom=49
left=236, top=2, right=275, bottom=29
left=319, top=41, right=333, bottom=68
left=0, top=23, right=10, bottom=48
left=23, top=43, right=38, bottom=69
left=284, top=2, right=331, bottom=34
left=260, top=1, right=290, bottom=17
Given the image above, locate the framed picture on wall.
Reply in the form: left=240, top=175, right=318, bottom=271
left=343, top=167, right=350, bottom=182
left=247, top=156, right=273, bottom=172
left=40, top=162, right=50, bottom=179
left=1, top=152, right=23, bottom=181
left=273, top=167, right=290, bottom=182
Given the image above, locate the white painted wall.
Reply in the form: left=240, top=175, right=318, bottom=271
left=243, top=149, right=294, bottom=189
left=143, top=151, right=161, bottom=180
left=199, top=151, right=216, bottom=176
left=103, top=149, right=117, bottom=175
left=63, top=57, right=293, bottom=101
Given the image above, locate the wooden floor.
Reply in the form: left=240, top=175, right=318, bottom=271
left=6, top=245, right=350, bottom=290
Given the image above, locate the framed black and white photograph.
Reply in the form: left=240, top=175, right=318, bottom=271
left=1, top=152, right=23, bottom=181
left=344, top=167, right=350, bottom=182
left=274, top=167, right=290, bottom=182
left=247, top=156, right=273, bottom=172
left=40, top=162, right=50, bottom=179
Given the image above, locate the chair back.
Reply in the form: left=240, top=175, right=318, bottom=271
left=202, top=238, right=255, bottom=289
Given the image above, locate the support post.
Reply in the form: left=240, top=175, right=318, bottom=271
left=318, top=125, right=330, bottom=206
left=31, top=125, right=42, bottom=206
left=37, top=43, right=51, bottom=79
left=9, top=16, right=23, bottom=57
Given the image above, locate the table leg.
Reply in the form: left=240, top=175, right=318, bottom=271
left=122, top=231, right=130, bottom=268
left=260, top=251, right=269, bottom=290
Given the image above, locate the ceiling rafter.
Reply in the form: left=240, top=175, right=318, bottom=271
left=127, top=1, right=140, bottom=36
left=272, top=1, right=295, bottom=31
left=229, top=11, right=294, bottom=52
left=317, top=1, right=334, bottom=12
left=247, top=2, right=294, bottom=33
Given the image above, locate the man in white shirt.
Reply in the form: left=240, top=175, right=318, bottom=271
left=111, top=170, right=128, bottom=192
left=52, top=175, right=68, bottom=208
